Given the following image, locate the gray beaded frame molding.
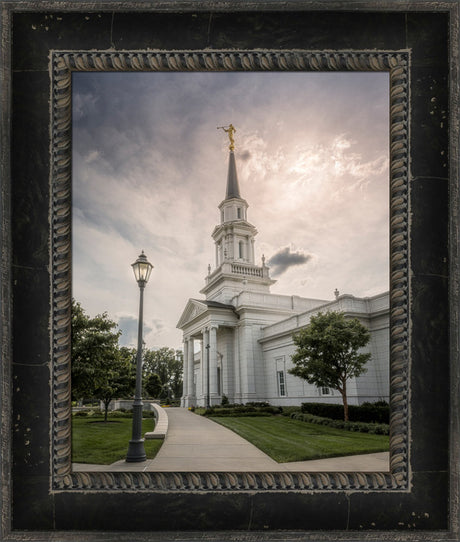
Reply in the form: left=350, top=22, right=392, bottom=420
left=51, top=49, right=409, bottom=492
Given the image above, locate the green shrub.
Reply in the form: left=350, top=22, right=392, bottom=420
left=200, top=403, right=282, bottom=417
left=280, top=406, right=301, bottom=417
left=107, top=410, right=132, bottom=418
left=211, top=411, right=272, bottom=417
left=104, top=409, right=156, bottom=419
left=72, top=409, right=100, bottom=418
left=369, top=424, right=388, bottom=435
left=291, top=411, right=389, bottom=435
left=365, top=400, right=388, bottom=408
left=301, top=402, right=389, bottom=424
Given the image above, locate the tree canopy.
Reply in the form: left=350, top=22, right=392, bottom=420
left=71, top=300, right=184, bottom=415
left=143, top=346, right=183, bottom=401
left=71, top=300, right=135, bottom=420
left=289, top=311, right=371, bottom=421
left=144, top=373, right=163, bottom=398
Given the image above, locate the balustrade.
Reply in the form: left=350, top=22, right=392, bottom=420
left=231, top=263, right=262, bottom=277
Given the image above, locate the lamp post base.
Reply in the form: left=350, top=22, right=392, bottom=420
left=126, top=439, right=147, bottom=462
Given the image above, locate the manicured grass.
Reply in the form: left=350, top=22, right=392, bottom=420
left=211, top=416, right=389, bottom=463
left=72, top=416, right=163, bottom=464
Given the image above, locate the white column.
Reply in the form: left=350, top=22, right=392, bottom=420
left=210, top=325, right=218, bottom=403
left=202, top=328, right=209, bottom=407
left=251, top=238, right=255, bottom=264
left=182, top=338, right=189, bottom=405
left=215, top=243, right=219, bottom=267
left=233, top=325, right=241, bottom=402
left=233, top=235, right=238, bottom=260
left=222, top=330, right=229, bottom=398
left=239, top=324, right=257, bottom=401
left=197, top=339, right=203, bottom=399
left=187, top=337, right=195, bottom=403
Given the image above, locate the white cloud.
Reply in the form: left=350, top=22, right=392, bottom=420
left=72, top=71, right=389, bottom=348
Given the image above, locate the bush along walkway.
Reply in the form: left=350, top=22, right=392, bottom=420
left=300, top=401, right=389, bottom=424
left=195, top=402, right=390, bottom=435
left=290, top=411, right=390, bottom=435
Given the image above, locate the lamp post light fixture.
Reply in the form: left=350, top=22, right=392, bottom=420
left=126, top=250, right=153, bottom=463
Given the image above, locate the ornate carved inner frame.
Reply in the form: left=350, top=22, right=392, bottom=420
left=54, top=50, right=407, bottom=490
left=2, top=2, right=459, bottom=540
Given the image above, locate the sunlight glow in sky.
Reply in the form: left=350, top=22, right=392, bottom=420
left=72, top=71, right=389, bottom=349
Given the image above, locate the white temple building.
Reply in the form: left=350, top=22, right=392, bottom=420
left=177, top=129, right=389, bottom=408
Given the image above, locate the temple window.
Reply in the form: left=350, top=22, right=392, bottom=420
left=277, top=371, right=287, bottom=397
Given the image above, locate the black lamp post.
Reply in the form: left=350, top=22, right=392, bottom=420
left=206, top=342, right=210, bottom=409
left=126, top=250, right=153, bottom=463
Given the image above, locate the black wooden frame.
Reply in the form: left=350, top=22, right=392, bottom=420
left=1, top=1, right=459, bottom=540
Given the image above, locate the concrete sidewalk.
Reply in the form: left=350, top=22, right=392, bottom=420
left=73, top=407, right=389, bottom=473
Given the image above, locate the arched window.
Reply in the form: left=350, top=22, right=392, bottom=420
left=237, top=207, right=241, bottom=219
left=239, top=241, right=244, bottom=259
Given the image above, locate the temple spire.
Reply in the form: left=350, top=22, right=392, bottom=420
left=225, top=151, right=241, bottom=199
left=201, top=126, right=275, bottom=302
left=218, top=124, right=241, bottom=199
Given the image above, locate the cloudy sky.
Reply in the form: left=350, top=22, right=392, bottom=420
left=72, top=71, right=389, bottom=350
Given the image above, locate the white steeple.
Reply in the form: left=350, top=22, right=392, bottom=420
left=201, top=127, right=275, bottom=303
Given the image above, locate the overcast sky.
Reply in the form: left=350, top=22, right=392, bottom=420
left=72, top=71, right=389, bottom=350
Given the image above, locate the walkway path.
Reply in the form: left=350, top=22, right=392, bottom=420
left=73, top=407, right=389, bottom=472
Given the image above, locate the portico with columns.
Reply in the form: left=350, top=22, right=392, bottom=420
left=177, top=126, right=390, bottom=408
left=178, top=300, right=240, bottom=407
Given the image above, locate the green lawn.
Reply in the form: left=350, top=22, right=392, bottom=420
left=211, top=416, right=389, bottom=463
left=72, top=416, right=163, bottom=464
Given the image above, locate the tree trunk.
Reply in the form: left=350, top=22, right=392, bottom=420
left=104, top=399, right=110, bottom=422
left=341, top=380, right=349, bottom=421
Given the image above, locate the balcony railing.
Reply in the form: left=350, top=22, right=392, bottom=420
left=231, top=263, right=263, bottom=277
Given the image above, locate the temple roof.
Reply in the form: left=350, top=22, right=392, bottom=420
left=225, top=151, right=241, bottom=199
left=191, top=299, right=235, bottom=310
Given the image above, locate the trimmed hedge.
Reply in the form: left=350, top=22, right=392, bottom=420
left=280, top=406, right=302, bottom=417
left=209, top=411, right=273, bottom=418
left=291, top=411, right=389, bottom=435
left=300, top=401, right=389, bottom=424
left=201, top=404, right=282, bottom=417
left=72, top=409, right=156, bottom=419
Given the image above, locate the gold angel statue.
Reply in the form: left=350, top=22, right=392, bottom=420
left=217, top=124, right=236, bottom=151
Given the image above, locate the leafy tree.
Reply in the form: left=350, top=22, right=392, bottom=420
left=143, top=347, right=183, bottom=401
left=94, top=349, right=135, bottom=421
left=145, top=373, right=162, bottom=398
left=71, top=300, right=135, bottom=421
left=169, top=349, right=184, bottom=399
left=289, top=311, right=371, bottom=421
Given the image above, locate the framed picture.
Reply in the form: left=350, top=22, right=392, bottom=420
left=1, top=2, right=458, bottom=540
